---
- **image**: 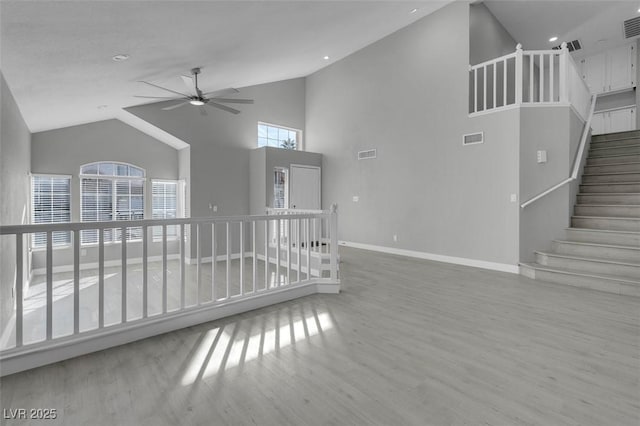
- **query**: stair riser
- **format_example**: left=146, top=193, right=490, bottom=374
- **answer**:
left=551, top=241, right=640, bottom=263
left=571, top=217, right=640, bottom=231
left=587, top=154, right=640, bottom=165
left=584, top=163, right=640, bottom=174
left=580, top=183, right=640, bottom=193
left=577, top=194, right=640, bottom=205
left=536, top=253, right=640, bottom=278
left=574, top=205, right=640, bottom=217
left=523, top=267, right=640, bottom=297
left=582, top=173, right=640, bottom=183
left=589, top=145, right=640, bottom=157
left=592, top=130, right=640, bottom=142
left=565, top=229, right=640, bottom=246
left=590, top=138, right=640, bottom=149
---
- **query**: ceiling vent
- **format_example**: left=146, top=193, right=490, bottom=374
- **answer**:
left=463, top=132, right=484, bottom=146
left=357, top=149, right=377, bottom=160
left=623, top=16, right=640, bottom=39
left=552, top=40, right=582, bottom=52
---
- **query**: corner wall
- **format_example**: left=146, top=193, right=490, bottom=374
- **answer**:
left=0, top=72, right=31, bottom=330
left=305, top=1, right=521, bottom=268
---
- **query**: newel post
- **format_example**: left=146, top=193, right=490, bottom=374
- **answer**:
left=329, top=204, right=338, bottom=282
left=559, top=42, right=569, bottom=103
left=514, top=43, right=523, bottom=105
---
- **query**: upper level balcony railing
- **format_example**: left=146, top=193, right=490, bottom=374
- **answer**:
left=469, top=42, right=592, bottom=121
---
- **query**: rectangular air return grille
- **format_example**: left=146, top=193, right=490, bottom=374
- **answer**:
left=552, top=40, right=582, bottom=52
left=463, top=132, right=484, bottom=146
left=358, top=149, right=377, bottom=160
left=624, top=16, right=640, bottom=39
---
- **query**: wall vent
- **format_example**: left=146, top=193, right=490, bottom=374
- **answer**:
left=552, top=39, right=582, bottom=52
left=463, top=132, right=484, bottom=146
left=357, top=149, right=377, bottom=160
left=624, top=16, right=640, bottom=39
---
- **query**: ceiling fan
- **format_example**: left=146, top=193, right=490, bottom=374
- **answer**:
left=135, top=67, right=254, bottom=115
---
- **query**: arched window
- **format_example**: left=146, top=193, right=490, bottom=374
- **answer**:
left=80, top=162, right=145, bottom=244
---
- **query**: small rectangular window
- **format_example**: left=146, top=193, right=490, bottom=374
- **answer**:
left=31, top=175, right=72, bottom=248
left=257, top=122, right=300, bottom=150
left=152, top=180, right=179, bottom=240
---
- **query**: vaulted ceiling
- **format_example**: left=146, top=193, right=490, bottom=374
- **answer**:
left=1, top=1, right=636, bottom=134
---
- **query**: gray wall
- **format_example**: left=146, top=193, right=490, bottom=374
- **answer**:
left=126, top=78, right=306, bottom=257
left=469, top=2, right=517, bottom=65
left=0, top=72, right=32, bottom=330
left=519, top=107, right=584, bottom=262
left=30, top=119, right=180, bottom=268
left=306, top=1, right=521, bottom=266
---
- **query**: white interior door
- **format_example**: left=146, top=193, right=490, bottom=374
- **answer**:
left=290, top=165, right=321, bottom=210
left=607, top=44, right=635, bottom=93
left=591, top=112, right=606, bottom=135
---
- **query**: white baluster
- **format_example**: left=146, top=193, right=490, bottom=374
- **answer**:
left=515, top=44, right=523, bottom=105
left=196, top=223, right=202, bottom=305
left=239, top=221, right=244, bottom=295
left=15, top=233, right=23, bottom=347
left=99, top=228, right=105, bottom=328
left=252, top=221, right=257, bottom=293
left=226, top=222, right=230, bottom=298
left=73, top=229, right=80, bottom=334
left=142, top=225, right=148, bottom=318
left=162, top=224, right=167, bottom=314
left=121, top=226, right=127, bottom=323
left=180, top=223, right=185, bottom=309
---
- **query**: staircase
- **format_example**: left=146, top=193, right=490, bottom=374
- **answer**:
left=521, top=129, right=640, bottom=296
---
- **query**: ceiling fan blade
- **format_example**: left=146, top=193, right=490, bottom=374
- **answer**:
left=205, top=101, right=241, bottom=115
left=138, top=80, right=191, bottom=98
left=162, top=101, right=190, bottom=111
left=203, top=88, right=240, bottom=98
left=180, top=75, right=198, bottom=96
left=209, top=98, right=254, bottom=104
left=133, top=95, right=181, bottom=99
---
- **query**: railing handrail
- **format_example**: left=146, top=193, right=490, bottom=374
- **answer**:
left=469, top=51, right=517, bottom=70
left=0, top=212, right=332, bottom=235
left=520, top=93, right=597, bottom=208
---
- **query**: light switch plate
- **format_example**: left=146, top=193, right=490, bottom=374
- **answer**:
left=510, top=194, right=517, bottom=203
left=537, top=150, right=547, bottom=163
left=352, top=196, right=359, bottom=202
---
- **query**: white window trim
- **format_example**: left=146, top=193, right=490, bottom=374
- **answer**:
left=30, top=173, right=73, bottom=251
left=258, top=121, right=304, bottom=151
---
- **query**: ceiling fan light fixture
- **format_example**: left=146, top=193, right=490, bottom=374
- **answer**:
left=549, top=36, right=558, bottom=42
left=190, top=99, right=205, bottom=106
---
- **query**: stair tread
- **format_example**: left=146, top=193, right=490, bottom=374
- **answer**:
left=590, top=143, right=640, bottom=151
left=572, top=215, right=640, bottom=220
left=535, top=250, right=640, bottom=267
left=578, top=192, right=640, bottom=195
left=520, top=262, right=640, bottom=285
left=587, top=153, right=640, bottom=159
left=566, top=227, right=640, bottom=235
left=592, top=135, right=640, bottom=143
left=554, top=239, right=640, bottom=251
left=580, top=182, right=640, bottom=185
left=576, top=204, right=640, bottom=207
left=582, top=172, right=640, bottom=176
left=585, top=161, right=640, bottom=166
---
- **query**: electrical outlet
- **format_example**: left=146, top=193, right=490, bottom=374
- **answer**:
left=352, top=196, right=359, bottom=202
left=510, top=194, right=518, bottom=203
left=393, top=234, right=398, bottom=242
left=213, top=205, right=218, bottom=212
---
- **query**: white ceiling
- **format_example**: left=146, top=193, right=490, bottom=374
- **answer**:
left=2, top=1, right=637, bottom=134
left=485, top=1, right=639, bottom=58
left=0, top=0, right=450, bottom=133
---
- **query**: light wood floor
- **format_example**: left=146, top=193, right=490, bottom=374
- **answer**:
left=1, top=247, right=638, bottom=425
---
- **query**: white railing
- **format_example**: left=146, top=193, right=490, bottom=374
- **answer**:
left=0, top=207, right=339, bottom=358
left=470, top=43, right=592, bottom=121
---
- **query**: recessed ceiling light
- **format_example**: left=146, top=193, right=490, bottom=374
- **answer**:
left=112, top=54, right=130, bottom=62
left=97, top=105, right=108, bottom=110
left=637, top=7, right=640, bottom=12
left=190, top=99, right=205, bottom=106
left=323, top=55, right=330, bottom=60
left=549, top=36, right=558, bottom=42
left=410, top=8, right=418, bottom=14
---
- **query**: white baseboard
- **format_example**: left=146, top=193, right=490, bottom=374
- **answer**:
left=0, top=279, right=341, bottom=377
left=339, top=241, right=519, bottom=274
